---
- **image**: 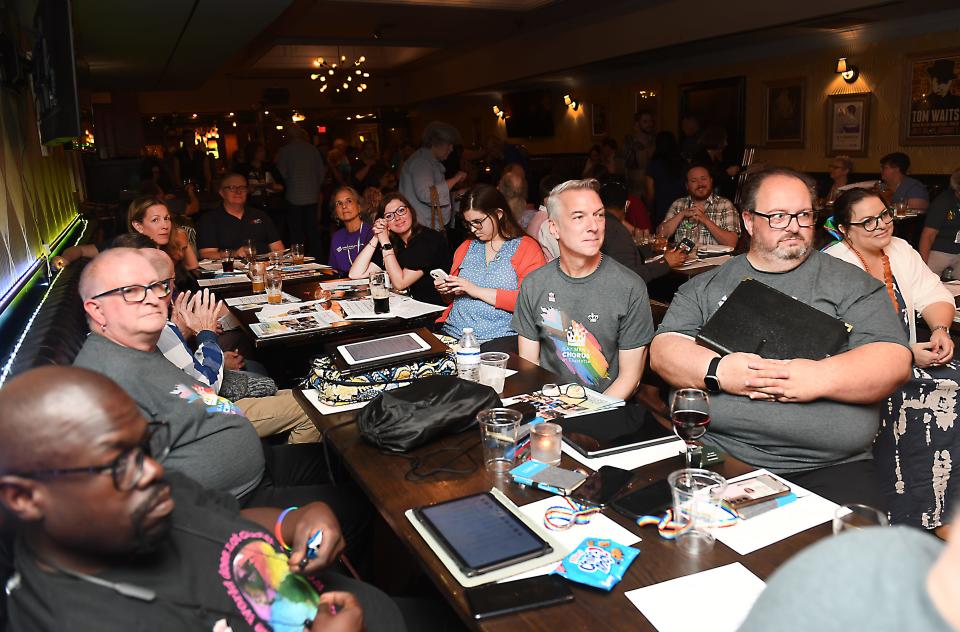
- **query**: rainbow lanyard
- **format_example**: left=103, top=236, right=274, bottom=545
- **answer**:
left=635, top=504, right=741, bottom=540
left=543, top=497, right=603, bottom=531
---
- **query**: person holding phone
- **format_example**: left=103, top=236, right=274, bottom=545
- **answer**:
left=434, top=185, right=546, bottom=345
left=347, top=192, right=450, bottom=305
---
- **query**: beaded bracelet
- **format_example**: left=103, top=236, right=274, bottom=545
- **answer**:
left=931, top=325, right=950, bottom=334
left=274, top=506, right=299, bottom=551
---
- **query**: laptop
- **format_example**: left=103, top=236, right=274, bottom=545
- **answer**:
left=558, top=405, right=675, bottom=458
left=696, top=278, right=850, bottom=360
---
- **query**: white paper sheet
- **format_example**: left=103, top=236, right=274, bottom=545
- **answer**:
left=218, top=312, right=242, bottom=332
left=279, top=262, right=328, bottom=272
left=197, top=275, right=249, bottom=287
left=560, top=439, right=685, bottom=471
left=340, top=295, right=445, bottom=320
left=319, top=279, right=369, bottom=290
left=257, top=301, right=341, bottom=322
left=301, top=389, right=371, bottom=415
left=680, top=254, right=732, bottom=270
left=625, top=563, right=765, bottom=632
left=712, top=469, right=837, bottom=556
left=225, top=292, right=301, bottom=310
left=499, top=496, right=642, bottom=582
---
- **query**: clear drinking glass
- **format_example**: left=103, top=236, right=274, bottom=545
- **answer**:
left=478, top=408, right=521, bottom=473
left=669, top=468, right=727, bottom=554
left=265, top=269, right=283, bottom=303
left=833, top=503, right=888, bottom=535
left=291, top=243, right=305, bottom=264
left=671, top=389, right=711, bottom=467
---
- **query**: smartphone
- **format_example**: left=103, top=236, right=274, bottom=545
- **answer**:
left=722, top=474, right=791, bottom=509
left=611, top=479, right=672, bottom=520
left=568, top=466, right=634, bottom=508
left=677, top=238, right=697, bottom=254
left=429, top=269, right=449, bottom=281
left=465, top=575, right=573, bottom=620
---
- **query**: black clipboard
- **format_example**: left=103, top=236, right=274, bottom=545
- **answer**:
left=324, top=326, right=448, bottom=374
left=695, top=278, right=849, bottom=360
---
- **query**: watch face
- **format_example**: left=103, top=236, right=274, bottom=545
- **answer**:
left=704, top=375, right=721, bottom=393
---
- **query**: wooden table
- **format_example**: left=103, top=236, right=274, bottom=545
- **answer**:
left=294, top=356, right=831, bottom=630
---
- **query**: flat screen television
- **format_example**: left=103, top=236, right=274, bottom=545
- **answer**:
left=32, top=0, right=81, bottom=145
left=503, top=90, right=554, bottom=139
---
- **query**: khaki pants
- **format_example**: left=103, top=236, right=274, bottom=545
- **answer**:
left=236, top=389, right=320, bottom=444
left=926, top=250, right=960, bottom=279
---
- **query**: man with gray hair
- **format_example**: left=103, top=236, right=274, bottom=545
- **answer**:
left=919, top=166, right=960, bottom=277
left=398, top=121, right=467, bottom=230
left=512, top=178, right=654, bottom=400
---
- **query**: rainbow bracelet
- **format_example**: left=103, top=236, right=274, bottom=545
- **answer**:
left=274, top=506, right=299, bottom=551
left=543, top=497, right=602, bottom=531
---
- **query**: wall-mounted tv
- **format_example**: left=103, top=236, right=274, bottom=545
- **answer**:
left=503, top=89, right=554, bottom=139
left=32, top=0, right=81, bottom=145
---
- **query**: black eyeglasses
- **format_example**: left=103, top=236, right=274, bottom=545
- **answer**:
left=91, top=279, right=173, bottom=303
left=13, top=422, right=171, bottom=491
left=383, top=206, right=409, bottom=222
left=750, top=209, right=818, bottom=230
left=464, top=214, right=491, bottom=231
left=222, top=185, right=249, bottom=193
left=541, top=383, right=587, bottom=402
left=848, top=208, right=895, bottom=232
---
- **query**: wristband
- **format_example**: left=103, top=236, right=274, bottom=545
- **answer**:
left=381, top=243, right=394, bottom=251
left=274, top=506, right=299, bottom=550
left=931, top=325, right=950, bottom=334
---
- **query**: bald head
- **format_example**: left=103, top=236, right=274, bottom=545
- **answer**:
left=140, top=248, right=174, bottom=280
left=79, top=248, right=154, bottom=301
left=0, top=366, right=144, bottom=473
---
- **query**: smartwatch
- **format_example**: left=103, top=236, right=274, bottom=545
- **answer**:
left=704, top=356, right=722, bottom=394
left=380, top=243, right=394, bottom=251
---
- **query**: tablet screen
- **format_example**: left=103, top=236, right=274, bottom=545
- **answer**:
left=338, top=332, right=430, bottom=364
left=416, top=493, right=550, bottom=575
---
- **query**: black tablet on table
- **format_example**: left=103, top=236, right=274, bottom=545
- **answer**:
left=558, top=404, right=675, bottom=458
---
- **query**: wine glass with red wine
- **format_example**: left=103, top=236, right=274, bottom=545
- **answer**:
left=671, top=388, right=711, bottom=467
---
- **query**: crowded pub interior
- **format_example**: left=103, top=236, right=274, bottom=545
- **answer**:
left=2, top=0, right=960, bottom=629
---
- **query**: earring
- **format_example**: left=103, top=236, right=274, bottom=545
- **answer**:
left=101, top=323, right=107, bottom=332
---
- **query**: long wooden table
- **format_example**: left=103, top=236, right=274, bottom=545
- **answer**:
left=294, top=356, right=832, bottom=630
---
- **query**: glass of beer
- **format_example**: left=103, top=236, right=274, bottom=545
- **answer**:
left=291, top=243, right=305, bottom=265
left=250, top=261, right=267, bottom=293
left=369, top=271, right=390, bottom=314
left=266, top=269, right=283, bottom=304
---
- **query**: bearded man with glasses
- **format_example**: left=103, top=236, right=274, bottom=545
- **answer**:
left=651, top=168, right=913, bottom=507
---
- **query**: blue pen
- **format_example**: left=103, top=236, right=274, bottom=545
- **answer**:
left=298, top=530, right=324, bottom=570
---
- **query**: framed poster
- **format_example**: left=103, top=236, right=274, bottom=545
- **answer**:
left=591, top=103, right=607, bottom=137
left=679, top=76, right=746, bottom=155
left=762, top=78, right=805, bottom=148
left=901, top=48, right=960, bottom=145
left=826, top=93, right=870, bottom=157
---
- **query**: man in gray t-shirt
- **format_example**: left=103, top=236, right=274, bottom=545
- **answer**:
left=652, top=169, right=911, bottom=499
left=513, top=179, right=654, bottom=399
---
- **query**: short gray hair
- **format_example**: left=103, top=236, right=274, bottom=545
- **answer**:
left=545, top=178, right=600, bottom=220
left=421, top=121, right=462, bottom=148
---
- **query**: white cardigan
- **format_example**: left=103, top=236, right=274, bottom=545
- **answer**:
left=824, top=237, right=954, bottom=345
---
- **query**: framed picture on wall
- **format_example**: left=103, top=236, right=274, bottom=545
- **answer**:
left=901, top=48, right=960, bottom=145
left=825, top=93, right=870, bottom=157
left=762, top=78, right=805, bottom=148
left=591, top=103, right=608, bottom=137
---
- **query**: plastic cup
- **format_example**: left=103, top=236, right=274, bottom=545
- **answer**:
left=250, top=261, right=267, bottom=293
left=479, top=351, right=509, bottom=394
left=530, top=422, right=562, bottom=465
left=478, top=408, right=521, bottom=473
left=266, top=269, right=283, bottom=303
left=668, top=468, right=728, bottom=554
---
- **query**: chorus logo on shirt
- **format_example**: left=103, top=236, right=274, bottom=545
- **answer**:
left=171, top=383, right=243, bottom=415
left=540, top=307, right=609, bottom=386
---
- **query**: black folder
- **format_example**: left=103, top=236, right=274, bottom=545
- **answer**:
left=695, top=278, right=849, bottom=360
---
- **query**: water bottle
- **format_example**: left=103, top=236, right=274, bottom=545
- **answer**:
left=457, top=328, right=481, bottom=382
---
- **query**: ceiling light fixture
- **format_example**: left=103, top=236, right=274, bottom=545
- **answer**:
left=311, top=48, right=372, bottom=97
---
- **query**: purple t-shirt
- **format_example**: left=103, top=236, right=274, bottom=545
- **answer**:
left=328, top=223, right=373, bottom=273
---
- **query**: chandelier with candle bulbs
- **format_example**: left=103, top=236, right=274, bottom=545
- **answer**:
left=309, top=49, right=370, bottom=95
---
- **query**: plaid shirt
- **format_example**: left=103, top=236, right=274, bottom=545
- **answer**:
left=665, top=194, right=741, bottom=246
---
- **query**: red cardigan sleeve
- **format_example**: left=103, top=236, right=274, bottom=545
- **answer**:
left=436, top=240, right=471, bottom=324
left=494, top=236, right=546, bottom=312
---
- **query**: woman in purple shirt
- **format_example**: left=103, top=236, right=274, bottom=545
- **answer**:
left=328, top=186, right=373, bottom=274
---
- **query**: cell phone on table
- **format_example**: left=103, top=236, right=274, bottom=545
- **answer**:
left=611, top=479, right=672, bottom=520
left=466, top=575, right=573, bottom=620
left=722, top=474, right=791, bottom=510
left=568, top=466, right=634, bottom=508
left=430, top=269, right=449, bottom=281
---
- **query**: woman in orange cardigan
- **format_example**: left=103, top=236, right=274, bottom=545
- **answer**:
left=435, top=184, right=546, bottom=345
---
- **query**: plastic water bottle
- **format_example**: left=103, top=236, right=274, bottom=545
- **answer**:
left=457, top=328, right=481, bottom=382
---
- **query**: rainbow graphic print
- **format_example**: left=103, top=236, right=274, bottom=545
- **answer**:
left=220, top=533, right=323, bottom=632
left=540, top=307, right=609, bottom=386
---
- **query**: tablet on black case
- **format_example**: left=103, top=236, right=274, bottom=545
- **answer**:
left=559, top=405, right=675, bottom=458
left=412, top=492, right=552, bottom=577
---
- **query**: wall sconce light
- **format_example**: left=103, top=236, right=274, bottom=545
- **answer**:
left=563, top=94, right=579, bottom=111
left=836, top=57, right=859, bottom=84
left=493, top=105, right=506, bottom=120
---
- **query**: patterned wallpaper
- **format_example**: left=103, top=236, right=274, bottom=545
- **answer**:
left=0, top=85, right=83, bottom=302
